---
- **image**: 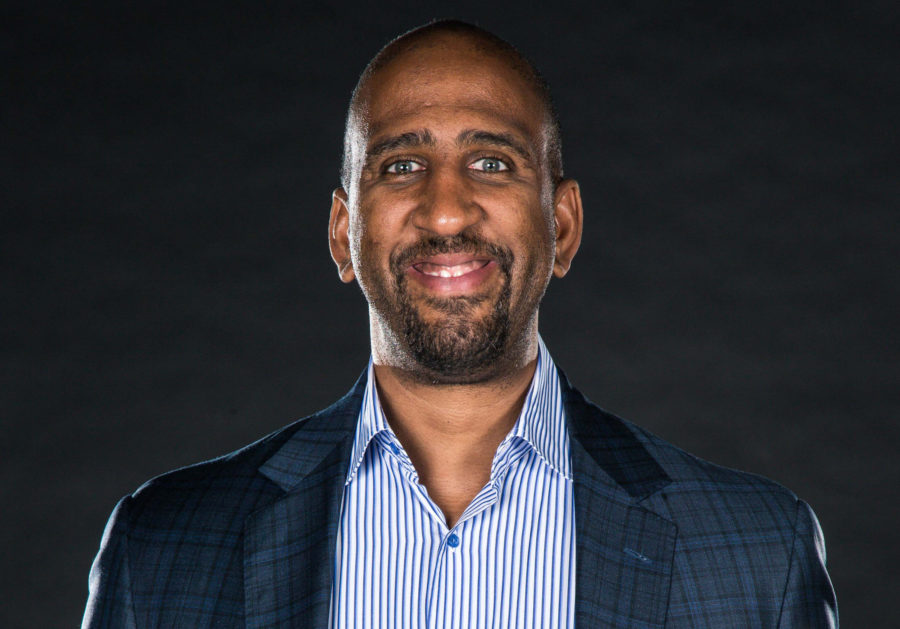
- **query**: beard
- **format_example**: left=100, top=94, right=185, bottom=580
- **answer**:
left=364, top=233, right=516, bottom=382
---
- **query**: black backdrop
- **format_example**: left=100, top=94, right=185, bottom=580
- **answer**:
left=4, top=2, right=898, bottom=627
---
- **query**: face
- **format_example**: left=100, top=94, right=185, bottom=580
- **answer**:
left=330, top=36, right=582, bottom=383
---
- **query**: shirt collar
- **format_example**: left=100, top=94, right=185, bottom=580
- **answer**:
left=345, top=336, right=572, bottom=485
left=345, top=359, right=392, bottom=485
left=506, top=337, right=572, bottom=480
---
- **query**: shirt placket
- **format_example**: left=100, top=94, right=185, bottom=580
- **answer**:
left=377, top=435, right=469, bottom=629
left=426, top=521, right=469, bottom=629
left=426, top=439, right=533, bottom=629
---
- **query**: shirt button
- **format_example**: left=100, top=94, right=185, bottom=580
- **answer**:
left=447, top=533, right=460, bottom=548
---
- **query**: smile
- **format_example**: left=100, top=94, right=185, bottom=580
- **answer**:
left=413, top=259, right=491, bottom=278
left=405, top=254, right=499, bottom=295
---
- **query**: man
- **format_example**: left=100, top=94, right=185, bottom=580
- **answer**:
left=83, top=20, right=837, bottom=628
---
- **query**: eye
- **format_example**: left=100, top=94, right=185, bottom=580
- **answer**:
left=469, top=157, right=509, bottom=173
left=385, top=160, right=425, bottom=175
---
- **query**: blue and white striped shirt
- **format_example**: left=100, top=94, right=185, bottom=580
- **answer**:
left=329, top=338, right=576, bottom=628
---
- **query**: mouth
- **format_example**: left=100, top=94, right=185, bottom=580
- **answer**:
left=412, top=258, right=492, bottom=278
left=405, top=253, right=498, bottom=295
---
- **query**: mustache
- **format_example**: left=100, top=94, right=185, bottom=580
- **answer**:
left=390, top=234, right=513, bottom=274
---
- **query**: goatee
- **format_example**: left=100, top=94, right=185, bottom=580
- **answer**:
left=388, top=234, right=514, bottom=381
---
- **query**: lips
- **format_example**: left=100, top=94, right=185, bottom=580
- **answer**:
left=404, top=253, right=498, bottom=294
left=413, top=259, right=491, bottom=278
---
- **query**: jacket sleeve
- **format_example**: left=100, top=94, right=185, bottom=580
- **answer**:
left=777, top=499, right=838, bottom=628
left=82, top=496, right=138, bottom=629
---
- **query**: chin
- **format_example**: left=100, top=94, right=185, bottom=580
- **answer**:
left=403, top=319, right=508, bottom=376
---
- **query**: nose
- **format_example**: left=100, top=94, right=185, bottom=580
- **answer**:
left=411, top=166, right=483, bottom=236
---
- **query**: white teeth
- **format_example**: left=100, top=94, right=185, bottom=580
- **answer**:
left=418, top=261, right=483, bottom=278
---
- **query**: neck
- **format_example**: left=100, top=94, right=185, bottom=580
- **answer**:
left=370, top=337, right=539, bottom=527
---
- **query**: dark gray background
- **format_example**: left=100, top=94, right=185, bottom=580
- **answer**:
left=3, top=2, right=897, bottom=627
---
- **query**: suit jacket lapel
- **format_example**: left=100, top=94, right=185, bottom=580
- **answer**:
left=562, top=374, right=678, bottom=628
left=244, top=375, right=365, bottom=629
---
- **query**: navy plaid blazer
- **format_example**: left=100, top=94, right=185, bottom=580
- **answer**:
left=83, top=371, right=837, bottom=627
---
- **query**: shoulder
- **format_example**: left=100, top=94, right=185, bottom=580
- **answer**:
left=83, top=384, right=365, bottom=625
left=587, top=406, right=837, bottom=624
left=625, top=414, right=802, bottom=520
left=563, top=376, right=801, bottom=507
left=112, top=378, right=364, bottom=537
left=628, top=412, right=796, bottom=491
left=604, top=403, right=804, bottom=528
left=564, top=377, right=807, bottom=536
left=114, top=414, right=307, bottom=537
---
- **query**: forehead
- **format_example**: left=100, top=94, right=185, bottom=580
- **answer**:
left=358, top=37, right=546, bottom=140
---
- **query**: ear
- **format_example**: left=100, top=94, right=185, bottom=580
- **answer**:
left=329, top=188, right=356, bottom=283
left=552, top=179, right=583, bottom=277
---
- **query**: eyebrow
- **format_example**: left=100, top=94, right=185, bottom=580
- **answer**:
left=366, top=131, right=437, bottom=161
left=364, top=128, right=534, bottom=165
left=456, top=129, right=534, bottom=164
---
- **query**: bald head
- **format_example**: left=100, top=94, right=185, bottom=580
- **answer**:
left=340, top=20, right=563, bottom=191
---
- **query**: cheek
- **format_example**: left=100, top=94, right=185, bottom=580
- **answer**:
left=348, top=208, right=400, bottom=287
left=349, top=206, right=381, bottom=258
left=352, top=194, right=410, bottom=238
left=513, top=213, right=556, bottom=282
left=507, top=199, right=555, bottom=254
